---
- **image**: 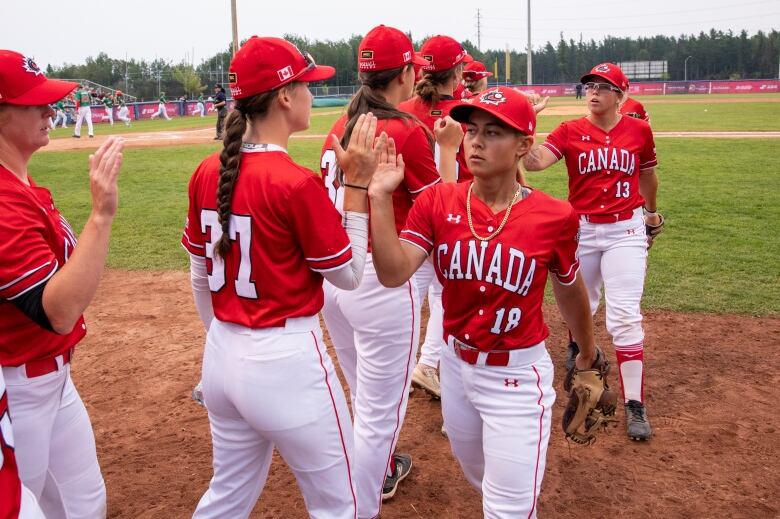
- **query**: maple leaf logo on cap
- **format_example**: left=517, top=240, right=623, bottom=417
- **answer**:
left=595, top=64, right=610, bottom=73
left=479, top=89, right=506, bottom=106
left=23, top=56, right=43, bottom=77
left=277, top=66, right=293, bottom=82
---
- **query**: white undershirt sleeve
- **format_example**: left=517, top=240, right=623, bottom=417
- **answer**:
left=322, top=211, right=368, bottom=290
left=189, top=253, right=215, bottom=331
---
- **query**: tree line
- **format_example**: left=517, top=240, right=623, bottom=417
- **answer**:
left=45, top=29, right=779, bottom=100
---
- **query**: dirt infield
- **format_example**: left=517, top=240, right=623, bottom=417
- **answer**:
left=74, top=270, right=778, bottom=518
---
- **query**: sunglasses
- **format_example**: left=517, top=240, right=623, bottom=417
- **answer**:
left=584, top=82, right=622, bottom=93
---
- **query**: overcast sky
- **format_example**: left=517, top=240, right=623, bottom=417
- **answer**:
left=3, top=0, right=777, bottom=69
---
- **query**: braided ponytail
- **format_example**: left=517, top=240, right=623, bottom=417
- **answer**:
left=213, top=88, right=283, bottom=259
left=415, top=68, right=459, bottom=105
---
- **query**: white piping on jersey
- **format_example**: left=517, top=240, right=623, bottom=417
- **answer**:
left=408, top=177, right=442, bottom=195
left=6, top=260, right=59, bottom=300
left=399, top=238, right=430, bottom=257
left=639, top=158, right=658, bottom=170
left=0, top=260, right=55, bottom=291
left=241, top=142, right=288, bottom=154
left=310, top=257, right=353, bottom=273
left=400, top=230, right=433, bottom=246
left=550, top=259, right=580, bottom=285
left=541, top=141, right=563, bottom=159
left=182, top=233, right=205, bottom=249
left=306, top=243, right=351, bottom=262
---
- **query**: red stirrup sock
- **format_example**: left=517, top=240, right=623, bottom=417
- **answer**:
left=614, top=343, right=645, bottom=403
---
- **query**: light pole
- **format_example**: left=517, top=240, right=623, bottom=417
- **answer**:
left=684, top=55, right=693, bottom=82
left=527, top=0, right=532, bottom=85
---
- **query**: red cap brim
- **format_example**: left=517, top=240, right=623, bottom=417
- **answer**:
left=449, top=102, right=532, bottom=136
left=462, top=54, right=475, bottom=63
left=412, top=53, right=430, bottom=67
left=463, top=71, right=493, bottom=80
left=5, top=78, right=77, bottom=106
left=580, top=73, right=622, bottom=90
left=299, top=64, right=335, bottom=83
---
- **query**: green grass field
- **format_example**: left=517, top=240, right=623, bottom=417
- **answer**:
left=30, top=96, right=780, bottom=315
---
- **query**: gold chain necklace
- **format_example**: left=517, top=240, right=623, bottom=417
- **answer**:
left=466, top=182, right=522, bottom=241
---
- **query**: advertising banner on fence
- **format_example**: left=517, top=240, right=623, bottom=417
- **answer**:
left=517, top=79, right=780, bottom=97
left=136, top=102, right=180, bottom=120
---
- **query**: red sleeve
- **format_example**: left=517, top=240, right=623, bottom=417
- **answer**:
left=400, top=125, right=442, bottom=197
left=549, top=206, right=581, bottom=285
left=0, top=196, right=59, bottom=300
left=541, top=121, right=568, bottom=160
left=181, top=166, right=206, bottom=257
left=639, top=124, right=658, bottom=170
left=291, top=175, right=352, bottom=272
left=399, top=187, right=436, bottom=256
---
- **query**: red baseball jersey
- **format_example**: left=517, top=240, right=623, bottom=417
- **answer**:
left=400, top=183, right=580, bottom=350
left=320, top=115, right=441, bottom=239
left=453, top=83, right=474, bottom=100
left=398, top=96, right=472, bottom=182
left=0, top=376, right=21, bottom=519
left=0, top=167, right=85, bottom=367
left=182, top=145, right=353, bottom=328
left=620, top=97, right=650, bottom=123
left=541, top=116, right=657, bottom=215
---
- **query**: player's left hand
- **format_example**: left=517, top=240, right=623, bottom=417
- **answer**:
left=368, top=137, right=404, bottom=198
left=644, top=212, right=664, bottom=249
left=518, top=91, right=550, bottom=113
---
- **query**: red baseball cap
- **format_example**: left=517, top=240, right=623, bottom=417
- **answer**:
left=462, top=61, right=493, bottom=80
left=358, top=25, right=429, bottom=72
left=449, top=87, right=536, bottom=136
left=229, top=37, right=334, bottom=99
left=419, top=35, right=471, bottom=73
left=0, top=50, right=77, bottom=105
left=580, top=63, right=629, bottom=92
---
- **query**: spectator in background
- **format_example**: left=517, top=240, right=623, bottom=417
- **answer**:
left=575, top=82, right=583, bottom=99
left=213, top=83, right=227, bottom=140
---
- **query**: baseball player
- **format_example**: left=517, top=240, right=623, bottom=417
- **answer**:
left=193, top=93, right=205, bottom=117
left=182, top=37, right=385, bottom=519
left=397, top=34, right=472, bottom=407
left=367, top=86, right=599, bottom=518
left=72, top=84, right=94, bottom=138
left=319, top=25, right=462, bottom=517
left=1, top=371, right=46, bottom=519
left=102, top=95, right=114, bottom=125
left=620, top=95, right=650, bottom=123
left=0, top=49, right=126, bottom=518
left=462, top=60, right=493, bottom=97
left=52, top=99, right=68, bottom=128
left=115, top=90, right=131, bottom=126
left=523, top=63, right=662, bottom=441
left=151, top=91, right=171, bottom=120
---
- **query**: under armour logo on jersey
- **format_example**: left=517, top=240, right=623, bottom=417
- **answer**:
left=479, top=89, right=507, bottom=106
left=446, top=214, right=462, bottom=224
left=504, top=379, right=519, bottom=387
left=627, top=228, right=636, bottom=235
left=277, top=66, right=294, bottom=82
left=581, top=135, right=591, bottom=141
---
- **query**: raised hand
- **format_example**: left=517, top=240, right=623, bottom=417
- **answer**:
left=368, top=137, right=404, bottom=198
left=434, top=116, right=464, bottom=149
left=331, top=112, right=381, bottom=188
left=88, top=136, right=124, bottom=221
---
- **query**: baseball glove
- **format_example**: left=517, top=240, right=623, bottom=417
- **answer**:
left=561, top=347, right=618, bottom=445
left=645, top=212, right=665, bottom=240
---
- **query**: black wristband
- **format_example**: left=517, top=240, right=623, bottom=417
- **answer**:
left=344, top=183, right=369, bottom=191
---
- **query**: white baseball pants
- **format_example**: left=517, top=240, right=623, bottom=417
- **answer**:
left=20, top=485, right=46, bottom=519
left=116, top=107, right=131, bottom=125
left=52, top=110, right=67, bottom=128
left=150, top=103, right=171, bottom=120
left=3, top=363, right=106, bottom=519
left=74, top=106, right=93, bottom=137
left=440, top=339, right=555, bottom=519
left=104, top=107, right=113, bottom=125
left=412, top=259, right=445, bottom=369
left=322, top=255, right=420, bottom=519
left=194, top=102, right=205, bottom=117
left=193, top=316, right=356, bottom=519
left=577, top=208, right=648, bottom=347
